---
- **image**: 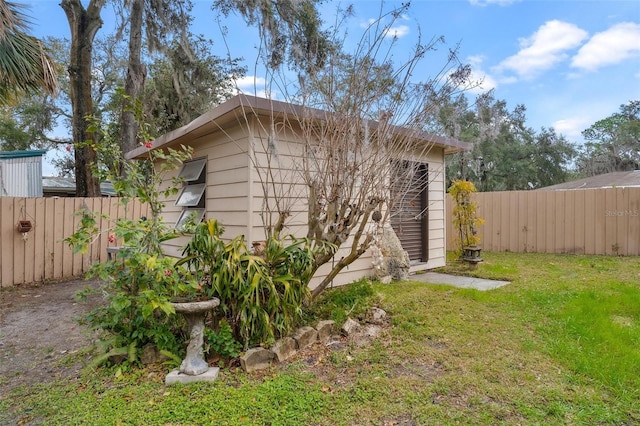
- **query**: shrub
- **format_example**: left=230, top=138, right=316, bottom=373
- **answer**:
left=449, top=180, right=484, bottom=258
left=179, top=219, right=319, bottom=348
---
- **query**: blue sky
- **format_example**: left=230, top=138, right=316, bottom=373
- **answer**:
left=24, top=0, right=640, bottom=174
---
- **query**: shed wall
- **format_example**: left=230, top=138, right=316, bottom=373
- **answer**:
left=158, top=115, right=449, bottom=286
left=0, top=156, right=43, bottom=197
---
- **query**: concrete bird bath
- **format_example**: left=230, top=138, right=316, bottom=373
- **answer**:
left=165, top=298, right=220, bottom=385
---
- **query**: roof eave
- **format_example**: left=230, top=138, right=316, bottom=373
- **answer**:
left=125, top=94, right=471, bottom=159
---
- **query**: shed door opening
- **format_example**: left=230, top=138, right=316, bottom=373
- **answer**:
left=390, top=161, right=429, bottom=263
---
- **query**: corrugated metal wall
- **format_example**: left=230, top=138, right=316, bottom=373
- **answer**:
left=0, top=156, right=43, bottom=197
left=446, top=188, right=640, bottom=255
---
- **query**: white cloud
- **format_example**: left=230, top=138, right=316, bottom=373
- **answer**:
left=465, top=55, right=498, bottom=94
left=384, top=25, right=410, bottom=39
left=361, top=18, right=410, bottom=39
left=553, top=117, right=589, bottom=140
left=571, top=22, right=640, bottom=71
left=495, top=20, right=588, bottom=80
left=234, top=76, right=267, bottom=95
left=469, top=0, right=518, bottom=6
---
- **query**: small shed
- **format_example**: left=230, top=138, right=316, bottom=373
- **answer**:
left=0, top=150, right=46, bottom=197
left=126, top=95, right=470, bottom=287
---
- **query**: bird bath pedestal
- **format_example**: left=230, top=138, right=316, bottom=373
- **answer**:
left=165, top=298, right=220, bottom=385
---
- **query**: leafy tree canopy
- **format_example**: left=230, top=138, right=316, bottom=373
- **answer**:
left=443, top=92, right=576, bottom=191
left=576, top=100, right=640, bottom=176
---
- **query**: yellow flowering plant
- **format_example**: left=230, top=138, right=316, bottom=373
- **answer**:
left=449, top=180, right=485, bottom=258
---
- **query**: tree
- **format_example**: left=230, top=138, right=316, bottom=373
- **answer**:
left=58, top=0, right=326, bottom=192
left=576, top=100, right=640, bottom=176
left=215, top=0, right=329, bottom=72
left=144, top=33, right=245, bottom=135
left=61, top=0, right=106, bottom=196
left=443, top=92, right=576, bottom=191
left=242, top=4, right=474, bottom=298
left=117, top=0, right=197, bottom=156
left=0, top=0, right=58, bottom=105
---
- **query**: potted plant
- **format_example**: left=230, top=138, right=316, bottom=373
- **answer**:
left=449, top=180, right=484, bottom=267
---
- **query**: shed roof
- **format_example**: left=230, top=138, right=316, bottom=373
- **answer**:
left=537, top=170, right=640, bottom=190
left=0, top=149, right=47, bottom=159
left=126, top=95, right=471, bottom=160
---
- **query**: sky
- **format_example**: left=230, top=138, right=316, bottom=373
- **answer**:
left=22, top=0, right=640, bottom=175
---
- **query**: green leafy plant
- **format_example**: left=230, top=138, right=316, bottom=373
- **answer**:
left=178, top=218, right=327, bottom=348
left=449, top=180, right=484, bottom=258
left=306, top=278, right=377, bottom=325
left=204, top=320, right=242, bottom=359
left=67, top=98, right=196, bottom=366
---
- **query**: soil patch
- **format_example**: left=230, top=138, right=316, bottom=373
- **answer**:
left=0, top=278, right=104, bottom=394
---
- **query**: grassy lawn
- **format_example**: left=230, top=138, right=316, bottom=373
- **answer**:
left=1, top=252, right=638, bottom=425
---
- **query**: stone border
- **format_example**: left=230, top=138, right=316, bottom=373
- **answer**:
left=240, top=307, right=388, bottom=373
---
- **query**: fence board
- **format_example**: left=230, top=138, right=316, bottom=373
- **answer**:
left=1, top=198, right=14, bottom=287
left=33, top=197, right=46, bottom=281
left=0, top=197, right=149, bottom=287
left=629, top=190, right=640, bottom=255
left=12, top=198, right=26, bottom=285
left=574, top=190, right=585, bottom=255
left=43, top=197, right=55, bottom=280
left=23, top=197, right=36, bottom=283
left=446, top=188, right=640, bottom=256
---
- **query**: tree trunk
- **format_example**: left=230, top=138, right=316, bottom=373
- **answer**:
left=61, top=0, right=106, bottom=197
left=120, top=0, right=146, bottom=159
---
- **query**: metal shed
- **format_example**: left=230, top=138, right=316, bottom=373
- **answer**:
left=0, top=150, right=46, bottom=197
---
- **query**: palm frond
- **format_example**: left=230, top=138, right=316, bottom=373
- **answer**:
left=0, top=0, right=58, bottom=104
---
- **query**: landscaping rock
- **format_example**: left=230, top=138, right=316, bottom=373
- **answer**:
left=362, top=324, right=383, bottom=338
left=325, top=339, right=346, bottom=351
left=367, top=307, right=387, bottom=324
left=341, top=317, right=361, bottom=336
left=350, top=324, right=383, bottom=347
left=316, top=320, right=336, bottom=342
left=379, top=275, right=392, bottom=284
left=375, top=225, right=410, bottom=281
left=140, top=343, right=169, bottom=365
left=271, top=337, right=298, bottom=362
left=293, top=326, right=318, bottom=349
left=240, top=348, right=274, bottom=372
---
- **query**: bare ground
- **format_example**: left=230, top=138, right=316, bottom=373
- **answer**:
left=0, top=278, right=103, bottom=394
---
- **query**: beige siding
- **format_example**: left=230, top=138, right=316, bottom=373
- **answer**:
left=159, top=126, right=252, bottom=253
left=418, top=147, right=447, bottom=270
left=158, top=116, right=451, bottom=286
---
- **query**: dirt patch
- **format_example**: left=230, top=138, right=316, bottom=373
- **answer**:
left=0, top=278, right=104, bottom=394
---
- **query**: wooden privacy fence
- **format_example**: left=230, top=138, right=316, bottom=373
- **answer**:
left=446, top=188, right=640, bottom=256
left=0, top=197, right=150, bottom=287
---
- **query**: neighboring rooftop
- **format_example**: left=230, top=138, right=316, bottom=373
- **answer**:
left=538, top=170, right=640, bottom=191
left=42, top=177, right=116, bottom=197
left=0, top=149, right=47, bottom=159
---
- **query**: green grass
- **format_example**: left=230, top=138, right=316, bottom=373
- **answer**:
left=2, top=252, right=639, bottom=425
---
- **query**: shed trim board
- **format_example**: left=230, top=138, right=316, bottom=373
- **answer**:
left=128, top=95, right=469, bottom=287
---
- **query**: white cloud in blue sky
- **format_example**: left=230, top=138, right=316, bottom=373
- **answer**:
left=494, top=20, right=588, bottom=80
left=571, top=22, right=640, bottom=71
left=466, top=55, right=497, bottom=94
left=468, top=0, right=519, bottom=6
left=361, top=17, right=410, bottom=39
